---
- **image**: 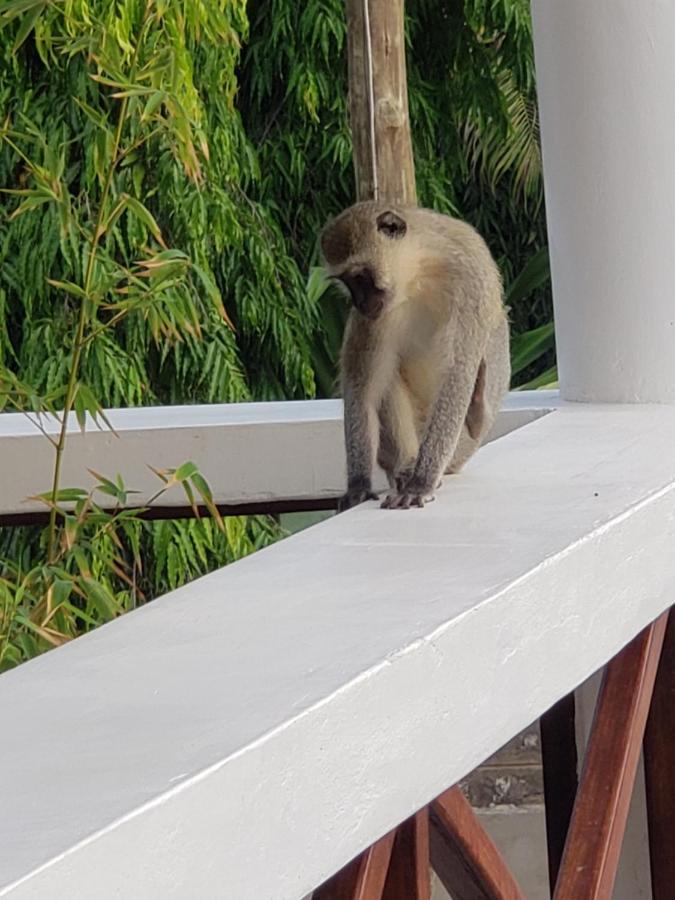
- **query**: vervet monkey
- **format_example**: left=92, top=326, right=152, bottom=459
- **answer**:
left=320, top=201, right=510, bottom=510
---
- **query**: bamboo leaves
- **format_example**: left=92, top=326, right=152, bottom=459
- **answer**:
left=0, top=0, right=553, bottom=670
left=0, top=0, right=289, bottom=670
left=0, top=459, right=233, bottom=671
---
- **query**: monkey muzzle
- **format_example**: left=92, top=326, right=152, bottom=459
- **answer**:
left=340, top=268, right=387, bottom=320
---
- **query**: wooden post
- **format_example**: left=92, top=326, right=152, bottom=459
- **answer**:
left=429, top=787, right=527, bottom=900
left=644, top=609, right=675, bottom=899
left=553, top=614, right=668, bottom=899
left=540, top=693, right=578, bottom=890
left=313, top=830, right=396, bottom=900
left=345, top=0, right=417, bottom=205
left=382, top=812, right=430, bottom=899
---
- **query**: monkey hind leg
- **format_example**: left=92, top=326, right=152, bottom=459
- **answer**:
left=377, top=425, right=398, bottom=488
left=446, top=427, right=480, bottom=475
left=447, top=358, right=486, bottom=475
left=447, top=318, right=510, bottom=475
left=465, top=358, right=486, bottom=441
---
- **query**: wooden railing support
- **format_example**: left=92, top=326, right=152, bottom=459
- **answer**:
left=429, top=787, right=527, bottom=900
left=315, top=812, right=431, bottom=900
left=540, top=692, right=578, bottom=890
left=382, top=811, right=430, bottom=899
left=315, top=610, right=673, bottom=900
left=316, top=791, right=526, bottom=899
left=314, top=829, right=396, bottom=900
left=553, top=613, right=668, bottom=899
left=644, top=608, right=675, bottom=900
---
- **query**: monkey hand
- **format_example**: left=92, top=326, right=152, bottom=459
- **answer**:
left=338, top=486, right=379, bottom=512
left=381, top=476, right=436, bottom=510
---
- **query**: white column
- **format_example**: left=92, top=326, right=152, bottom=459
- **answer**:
left=531, top=1, right=675, bottom=402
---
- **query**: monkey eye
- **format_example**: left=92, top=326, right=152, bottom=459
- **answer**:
left=376, top=211, right=407, bottom=239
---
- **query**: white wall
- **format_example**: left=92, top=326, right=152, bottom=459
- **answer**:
left=531, top=1, right=675, bottom=402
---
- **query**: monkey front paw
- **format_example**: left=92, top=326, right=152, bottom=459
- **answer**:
left=338, top=488, right=379, bottom=512
left=381, top=486, right=436, bottom=510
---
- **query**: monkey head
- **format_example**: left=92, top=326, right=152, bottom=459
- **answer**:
left=320, top=202, right=412, bottom=320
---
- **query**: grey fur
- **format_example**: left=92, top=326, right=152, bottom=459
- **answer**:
left=321, top=201, right=511, bottom=511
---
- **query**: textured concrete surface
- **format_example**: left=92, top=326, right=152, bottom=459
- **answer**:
left=4, top=403, right=675, bottom=898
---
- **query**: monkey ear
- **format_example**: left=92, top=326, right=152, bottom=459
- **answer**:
left=376, top=211, right=407, bottom=239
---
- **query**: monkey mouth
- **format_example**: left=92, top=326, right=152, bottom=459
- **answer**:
left=339, top=268, right=388, bottom=320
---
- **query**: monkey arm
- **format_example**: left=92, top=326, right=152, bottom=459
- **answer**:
left=337, top=316, right=387, bottom=511
left=339, top=384, right=380, bottom=511
left=382, top=340, right=485, bottom=510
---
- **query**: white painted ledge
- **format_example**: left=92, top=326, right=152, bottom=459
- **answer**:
left=0, top=392, right=556, bottom=516
left=2, top=401, right=675, bottom=899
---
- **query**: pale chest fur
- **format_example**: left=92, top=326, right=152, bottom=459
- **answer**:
left=387, top=300, right=451, bottom=426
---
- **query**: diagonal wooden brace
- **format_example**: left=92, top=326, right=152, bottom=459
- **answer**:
left=553, top=612, right=668, bottom=899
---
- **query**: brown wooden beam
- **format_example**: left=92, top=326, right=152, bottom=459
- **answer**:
left=644, top=607, right=675, bottom=900
left=540, top=692, right=578, bottom=891
left=345, top=0, right=416, bottom=204
left=382, top=811, right=430, bottom=899
left=429, top=786, right=527, bottom=900
left=314, top=829, right=396, bottom=900
left=314, top=812, right=430, bottom=900
left=553, top=613, right=668, bottom=900
left=0, top=496, right=339, bottom=528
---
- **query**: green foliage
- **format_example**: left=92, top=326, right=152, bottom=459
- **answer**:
left=0, top=0, right=293, bottom=669
left=0, top=0, right=553, bottom=669
left=0, top=0, right=318, bottom=408
left=1, top=0, right=552, bottom=410
left=240, top=0, right=552, bottom=386
left=507, top=248, right=556, bottom=385
left=0, top=482, right=280, bottom=670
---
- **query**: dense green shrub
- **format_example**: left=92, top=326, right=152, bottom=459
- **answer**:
left=0, top=0, right=552, bottom=669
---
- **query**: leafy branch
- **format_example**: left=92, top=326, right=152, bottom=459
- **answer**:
left=0, top=0, right=281, bottom=671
